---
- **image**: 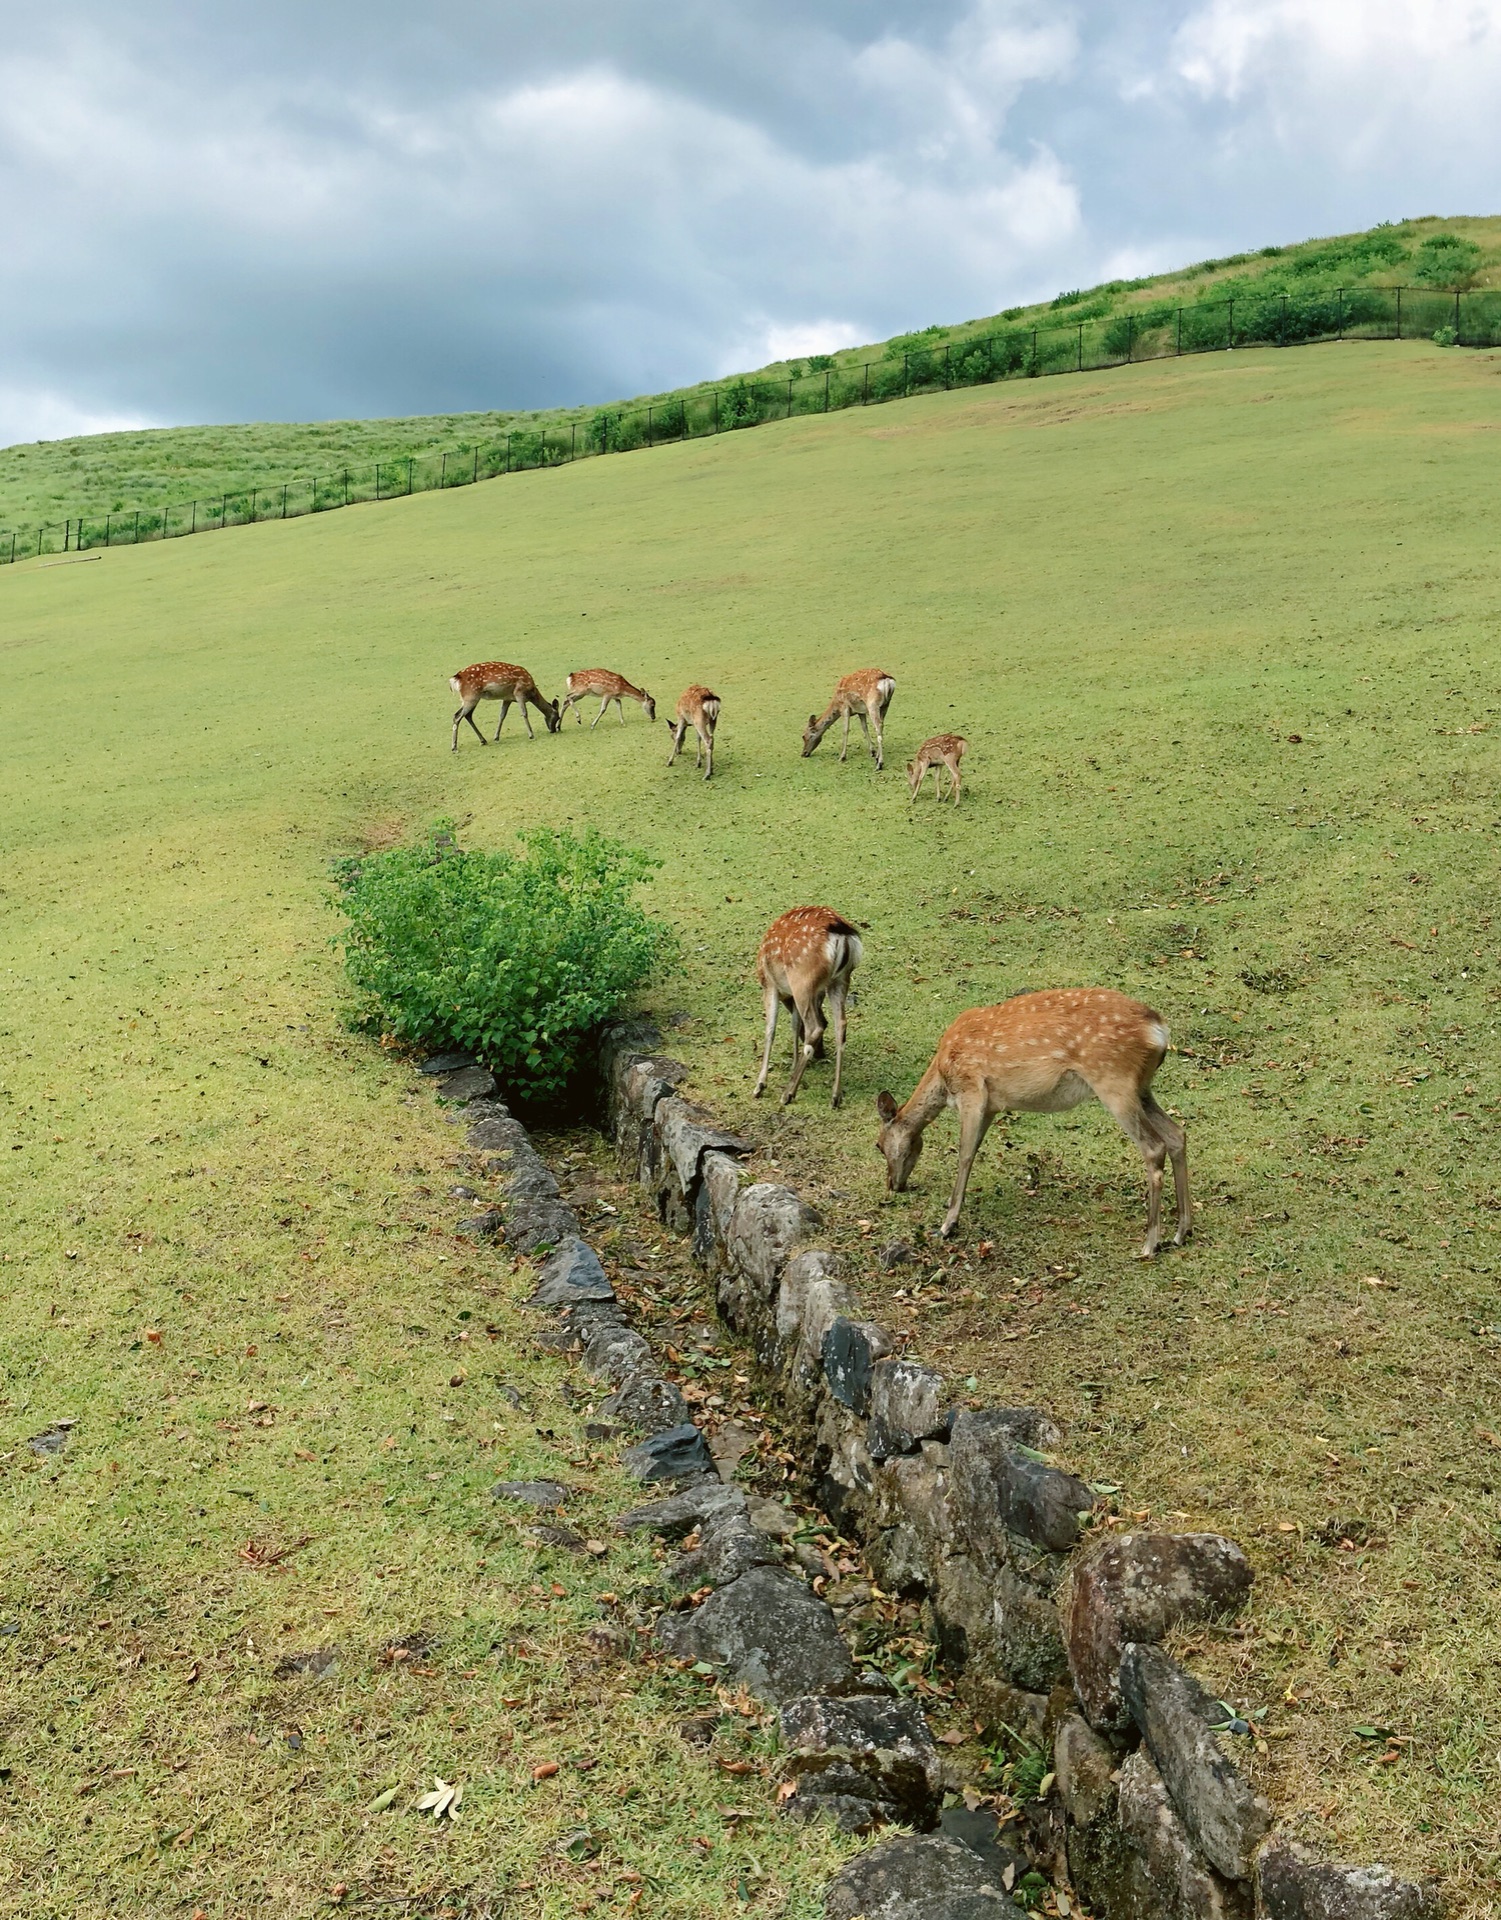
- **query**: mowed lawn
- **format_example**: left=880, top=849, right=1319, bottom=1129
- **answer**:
left=3, top=339, right=1501, bottom=1908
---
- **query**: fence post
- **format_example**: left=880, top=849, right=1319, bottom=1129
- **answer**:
left=1337, top=288, right=1344, bottom=341
left=7, top=532, right=13, bottom=564
left=786, top=378, right=792, bottom=418
left=903, top=353, right=910, bottom=398
left=1280, top=294, right=1287, bottom=346
left=1395, top=287, right=1402, bottom=340
left=824, top=368, right=830, bottom=411
left=282, top=484, right=288, bottom=518
left=221, top=494, right=227, bottom=526
left=63, top=518, right=70, bottom=553
left=191, top=502, right=197, bottom=535
left=647, top=407, right=654, bottom=449
left=1227, top=300, right=1234, bottom=349
left=943, top=345, right=951, bottom=390
left=713, top=390, right=720, bottom=433
left=375, top=463, right=380, bottom=500
left=1030, top=328, right=1037, bottom=372
left=505, top=436, right=511, bottom=474
left=441, top=453, right=448, bottom=489
left=1077, top=323, right=1083, bottom=372
left=1126, top=313, right=1134, bottom=363
left=407, top=459, right=413, bottom=494
left=132, top=510, right=139, bottom=543
left=570, top=423, right=577, bottom=460
left=1455, top=289, right=1462, bottom=343
left=863, top=362, right=869, bottom=405
left=105, top=514, right=112, bottom=547
left=251, top=489, right=258, bottom=523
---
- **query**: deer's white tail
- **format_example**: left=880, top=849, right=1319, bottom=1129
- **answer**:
left=1147, top=1019, right=1170, bottom=1052
left=702, top=696, right=721, bottom=724
left=830, top=930, right=863, bottom=977
left=448, top=674, right=462, bottom=697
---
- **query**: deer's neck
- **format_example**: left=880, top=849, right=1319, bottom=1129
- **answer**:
left=899, top=1060, right=951, bottom=1135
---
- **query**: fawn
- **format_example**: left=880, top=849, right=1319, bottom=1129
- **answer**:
left=558, top=669, right=656, bottom=727
left=907, top=733, right=966, bottom=804
left=753, top=906, right=864, bottom=1108
left=666, top=686, right=721, bottom=780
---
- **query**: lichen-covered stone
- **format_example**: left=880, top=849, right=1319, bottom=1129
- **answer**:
left=780, top=1692, right=941, bottom=1831
left=867, top=1357, right=950, bottom=1459
left=1256, top=1839, right=1442, bottom=1920
left=667, top=1512, right=780, bottom=1591
left=615, top=1481, right=747, bottom=1538
left=622, top=1422, right=716, bottom=1484
left=722, top=1184, right=820, bottom=1332
left=949, top=1410, right=1095, bottom=1562
left=524, top=1236, right=616, bottom=1307
left=824, top=1834, right=1022, bottom=1920
left=600, top=1372, right=689, bottom=1436
left=656, top=1565, right=855, bottom=1704
left=1118, top=1748, right=1253, bottom=1918
left=1121, top=1643, right=1273, bottom=1883
left=822, top=1317, right=891, bottom=1417
left=657, top=1097, right=752, bottom=1196
left=776, top=1252, right=857, bottom=1401
left=1064, top=1532, right=1255, bottom=1730
left=579, top=1315, right=652, bottom=1383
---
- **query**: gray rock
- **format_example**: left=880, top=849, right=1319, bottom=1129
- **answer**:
left=1256, top=1839, right=1442, bottom=1920
left=781, top=1692, right=941, bottom=1831
left=776, top=1253, right=857, bottom=1399
left=437, top=1065, right=498, bottom=1102
left=880, top=1241, right=915, bottom=1269
left=419, top=1050, right=476, bottom=1074
left=614, top=1481, right=747, bottom=1538
left=273, top=1646, right=339, bottom=1680
left=580, top=1315, right=652, bottom=1383
left=622, top=1423, right=716, bottom=1484
left=746, top=1497, right=798, bottom=1539
left=990, top=1557, right=1072, bottom=1693
left=504, top=1196, right=581, bottom=1255
left=668, top=1514, right=780, bottom=1591
left=657, top=1565, right=855, bottom=1704
left=1054, top=1712, right=1119, bottom=1831
left=454, top=1210, right=503, bottom=1240
left=600, top=1372, right=689, bottom=1436
left=949, top=1410, right=1095, bottom=1562
left=821, top=1317, right=892, bottom=1416
left=492, top=1479, right=571, bottom=1509
left=466, top=1112, right=529, bottom=1153
left=1064, top=1532, right=1255, bottom=1730
left=824, top=1834, right=1022, bottom=1920
left=27, top=1423, right=72, bottom=1455
left=936, top=1807, right=1031, bottom=1886
left=814, top=1401, right=879, bottom=1536
left=657, top=1097, right=753, bottom=1196
left=1119, top=1748, right=1253, bottom=1919
left=696, top=1149, right=744, bottom=1260
left=929, top=1552, right=995, bottom=1672
left=725, top=1183, right=820, bottom=1316
left=868, top=1357, right=950, bottom=1460
left=1121, top=1643, right=1273, bottom=1882
left=524, top=1237, right=616, bottom=1307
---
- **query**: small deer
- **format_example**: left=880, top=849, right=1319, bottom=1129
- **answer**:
left=450, top=661, right=560, bottom=749
left=907, top=733, right=966, bottom=805
left=666, top=685, right=720, bottom=780
left=754, top=906, right=864, bottom=1107
left=875, top=988, right=1190, bottom=1254
left=802, top=670, right=896, bottom=771
left=558, top=668, right=656, bottom=728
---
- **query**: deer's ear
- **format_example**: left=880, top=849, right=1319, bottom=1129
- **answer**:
left=876, top=1091, right=898, bottom=1123
left=807, top=714, right=817, bottom=727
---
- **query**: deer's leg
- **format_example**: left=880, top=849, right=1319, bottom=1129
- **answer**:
left=950, top=764, right=961, bottom=805
left=783, top=991, right=825, bottom=1105
left=492, top=700, right=511, bottom=742
left=520, top=697, right=537, bottom=739
left=940, top=1095, right=995, bottom=1238
left=827, top=979, right=850, bottom=1108
left=1142, top=1093, right=1191, bottom=1245
left=666, top=720, right=685, bottom=766
left=1097, top=1087, right=1168, bottom=1257
left=809, top=992, right=827, bottom=1060
left=590, top=698, right=609, bottom=730
left=701, top=723, right=713, bottom=781
left=455, top=703, right=485, bottom=750
left=616, top=699, right=626, bottom=725
left=753, top=985, right=780, bottom=1100
left=839, top=708, right=851, bottom=761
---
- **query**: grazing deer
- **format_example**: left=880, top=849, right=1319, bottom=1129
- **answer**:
left=450, top=662, right=560, bottom=749
left=558, top=668, right=656, bottom=728
left=754, top=906, right=864, bottom=1108
left=907, top=733, right=967, bottom=805
left=802, top=670, right=896, bottom=771
left=875, top=988, right=1190, bottom=1255
left=666, top=685, right=720, bottom=780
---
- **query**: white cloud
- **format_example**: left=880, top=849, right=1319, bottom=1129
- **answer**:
left=731, top=321, right=869, bottom=371
left=0, top=387, right=155, bottom=453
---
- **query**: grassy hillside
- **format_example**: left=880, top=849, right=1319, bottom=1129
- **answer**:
left=2, top=212, right=1499, bottom=534
left=4, top=336, right=1501, bottom=1910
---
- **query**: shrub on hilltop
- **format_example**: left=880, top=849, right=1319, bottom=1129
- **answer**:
left=334, top=823, right=674, bottom=1101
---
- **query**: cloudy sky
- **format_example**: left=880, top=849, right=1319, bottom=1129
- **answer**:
left=1, top=1, right=1498, bottom=446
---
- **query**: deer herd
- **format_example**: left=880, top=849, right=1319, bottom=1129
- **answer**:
left=446, top=655, right=1189, bottom=1256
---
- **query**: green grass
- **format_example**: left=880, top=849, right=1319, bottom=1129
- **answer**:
left=4, top=213, right=1501, bottom=536
left=4, top=336, right=1501, bottom=1910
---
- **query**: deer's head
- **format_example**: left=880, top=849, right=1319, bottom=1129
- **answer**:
left=875, top=1091, right=921, bottom=1190
left=801, top=713, right=827, bottom=758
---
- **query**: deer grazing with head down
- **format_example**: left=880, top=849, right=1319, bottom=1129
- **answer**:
left=450, top=662, right=560, bottom=749
left=754, top=906, right=863, bottom=1107
left=802, top=669, right=896, bottom=771
left=558, top=669, right=656, bottom=728
left=907, top=733, right=966, bottom=805
left=666, top=685, right=720, bottom=780
left=875, top=988, right=1190, bottom=1255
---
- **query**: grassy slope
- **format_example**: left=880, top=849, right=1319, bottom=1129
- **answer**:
left=3, top=212, right=1499, bottom=531
left=4, top=338, right=1501, bottom=1906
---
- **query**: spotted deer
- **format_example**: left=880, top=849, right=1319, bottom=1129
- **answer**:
left=907, top=733, right=967, bottom=805
left=449, top=662, right=560, bottom=749
left=665, top=685, right=720, bottom=780
left=754, top=906, right=864, bottom=1108
left=802, top=670, right=896, bottom=771
left=875, top=988, right=1190, bottom=1253
left=558, top=669, right=656, bottom=728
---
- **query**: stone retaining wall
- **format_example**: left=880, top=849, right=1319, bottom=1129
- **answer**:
left=593, top=1018, right=1442, bottom=1920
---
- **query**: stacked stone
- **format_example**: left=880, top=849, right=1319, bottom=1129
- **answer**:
left=595, top=1023, right=1442, bottom=1920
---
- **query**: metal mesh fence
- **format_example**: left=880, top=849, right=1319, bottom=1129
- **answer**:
left=5, top=285, right=1499, bottom=567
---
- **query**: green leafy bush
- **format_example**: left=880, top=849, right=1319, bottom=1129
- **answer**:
left=1433, top=325, right=1458, bottom=348
left=1413, top=233, right=1482, bottom=288
left=334, top=823, right=674, bottom=1102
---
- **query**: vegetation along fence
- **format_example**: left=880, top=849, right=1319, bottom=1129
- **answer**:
left=5, top=284, right=1499, bottom=568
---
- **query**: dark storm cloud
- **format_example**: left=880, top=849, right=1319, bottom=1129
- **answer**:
left=1, top=2, right=1498, bottom=444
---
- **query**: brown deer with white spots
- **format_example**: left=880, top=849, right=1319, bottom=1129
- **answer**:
left=907, top=733, right=966, bottom=805
left=802, top=669, right=896, bottom=771
left=665, top=685, right=720, bottom=780
left=558, top=668, right=657, bottom=728
left=875, top=988, right=1190, bottom=1253
left=450, top=661, right=560, bottom=749
left=754, top=906, right=863, bottom=1107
